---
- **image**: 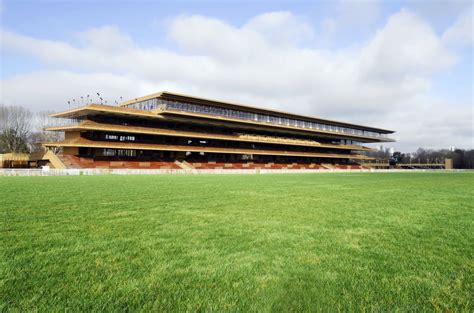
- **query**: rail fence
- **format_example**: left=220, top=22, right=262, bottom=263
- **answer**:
left=0, top=168, right=454, bottom=177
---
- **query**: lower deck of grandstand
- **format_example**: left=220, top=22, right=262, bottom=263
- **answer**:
left=59, top=154, right=365, bottom=170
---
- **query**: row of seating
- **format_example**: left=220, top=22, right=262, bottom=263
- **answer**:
left=236, top=133, right=321, bottom=146
left=336, top=164, right=364, bottom=169
left=60, top=155, right=181, bottom=169
left=59, top=155, right=82, bottom=169
left=190, top=161, right=323, bottom=170
left=189, top=161, right=365, bottom=170
left=59, top=155, right=365, bottom=170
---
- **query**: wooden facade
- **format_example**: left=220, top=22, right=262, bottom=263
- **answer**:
left=42, top=91, right=395, bottom=169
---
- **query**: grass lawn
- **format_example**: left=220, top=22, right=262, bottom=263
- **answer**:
left=1, top=172, right=473, bottom=311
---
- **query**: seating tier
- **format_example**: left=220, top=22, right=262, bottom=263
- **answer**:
left=61, top=155, right=181, bottom=169
left=60, top=155, right=364, bottom=170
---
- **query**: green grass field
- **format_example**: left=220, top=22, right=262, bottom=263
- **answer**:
left=1, top=172, right=473, bottom=311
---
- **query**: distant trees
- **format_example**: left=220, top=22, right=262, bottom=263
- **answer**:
left=0, top=105, right=32, bottom=153
left=0, top=105, right=63, bottom=154
left=29, top=111, right=64, bottom=154
left=406, top=148, right=474, bottom=168
left=366, top=147, right=474, bottom=169
left=451, top=149, right=474, bottom=169
left=365, top=146, right=391, bottom=160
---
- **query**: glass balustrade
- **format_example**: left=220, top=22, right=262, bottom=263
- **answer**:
left=45, top=117, right=85, bottom=128
left=124, top=99, right=390, bottom=139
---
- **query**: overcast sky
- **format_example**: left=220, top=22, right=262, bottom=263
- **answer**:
left=0, top=0, right=472, bottom=152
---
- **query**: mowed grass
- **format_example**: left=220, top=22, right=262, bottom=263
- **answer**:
left=1, top=172, right=473, bottom=311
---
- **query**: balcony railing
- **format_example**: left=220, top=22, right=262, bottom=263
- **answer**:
left=109, top=98, right=391, bottom=140
left=44, top=117, right=84, bottom=129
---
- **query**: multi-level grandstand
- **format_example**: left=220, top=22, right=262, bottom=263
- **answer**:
left=42, top=92, right=395, bottom=170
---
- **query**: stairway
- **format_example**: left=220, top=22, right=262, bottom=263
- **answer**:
left=321, top=163, right=335, bottom=170
left=354, top=162, right=368, bottom=169
left=58, top=155, right=82, bottom=169
left=174, top=160, right=196, bottom=172
left=40, top=151, right=67, bottom=169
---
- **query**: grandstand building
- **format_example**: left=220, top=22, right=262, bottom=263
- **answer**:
left=42, top=92, right=395, bottom=170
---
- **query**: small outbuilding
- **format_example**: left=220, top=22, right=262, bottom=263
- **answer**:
left=0, top=153, right=30, bottom=168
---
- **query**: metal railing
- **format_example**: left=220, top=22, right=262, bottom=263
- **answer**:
left=0, top=168, right=454, bottom=177
left=45, top=117, right=84, bottom=128
left=163, top=101, right=390, bottom=139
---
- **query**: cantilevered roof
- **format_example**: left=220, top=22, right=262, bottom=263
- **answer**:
left=120, top=91, right=395, bottom=134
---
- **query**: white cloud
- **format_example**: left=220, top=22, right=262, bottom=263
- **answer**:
left=319, top=0, right=381, bottom=46
left=169, top=14, right=268, bottom=62
left=244, top=11, right=314, bottom=47
left=77, top=25, right=134, bottom=52
left=0, top=10, right=472, bottom=151
left=386, top=96, right=474, bottom=150
left=360, top=9, right=456, bottom=81
left=0, top=71, right=157, bottom=111
left=442, top=9, right=474, bottom=47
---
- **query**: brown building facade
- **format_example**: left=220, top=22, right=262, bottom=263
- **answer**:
left=42, top=92, right=395, bottom=170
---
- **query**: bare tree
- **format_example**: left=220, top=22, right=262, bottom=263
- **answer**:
left=28, top=110, right=64, bottom=154
left=0, top=105, right=32, bottom=153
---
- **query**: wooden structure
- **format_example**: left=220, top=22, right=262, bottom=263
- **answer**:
left=42, top=91, right=395, bottom=169
left=396, top=163, right=446, bottom=169
left=0, top=153, right=30, bottom=168
left=362, top=160, right=449, bottom=169
left=445, top=158, right=453, bottom=170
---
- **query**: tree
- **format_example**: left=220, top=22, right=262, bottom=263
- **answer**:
left=464, top=150, right=474, bottom=169
left=363, top=146, right=391, bottom=160
left=391, top=151, right=406, bottom=164
left=453, top=149, right=465, bottom=169
left=0, top=105, right=32, bottom=153
left=28, top=110, right=64, bottom=154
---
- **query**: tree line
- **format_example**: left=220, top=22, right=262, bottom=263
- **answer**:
left=365, top=147, right=474, bottom=169
left=0, top=105, right=63, bottom=154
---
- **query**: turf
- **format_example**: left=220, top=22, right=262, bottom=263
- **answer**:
left=1, top=172, right=473, bottom=311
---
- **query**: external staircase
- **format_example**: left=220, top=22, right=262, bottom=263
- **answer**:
left=174, top=160, right=196, bottom=172
left=321, top=163, right=336, bottom=170
left=58, top=155, right=82, bottom=169
left=42, top=151, right=67, bottom=169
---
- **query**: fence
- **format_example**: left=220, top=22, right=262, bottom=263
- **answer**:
left=0, top=168, right=454, bottom=177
